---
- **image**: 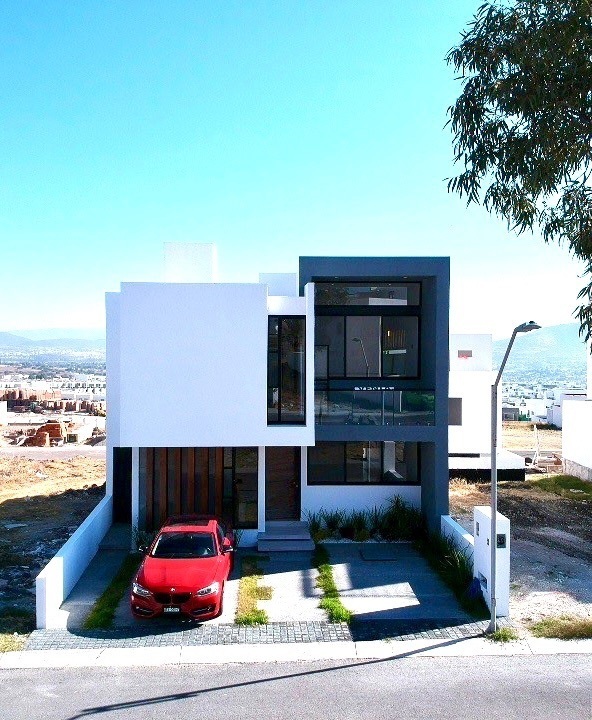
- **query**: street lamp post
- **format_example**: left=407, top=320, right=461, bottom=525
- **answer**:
left=352, top=337, right=369, bottom=377
left=488, top=320, right=540, bottom=633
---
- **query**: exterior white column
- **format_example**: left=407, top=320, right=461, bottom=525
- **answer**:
left=258, top=446, right=266, bottom=532
left=300, top=446, right=307, bottom=519
left=131, top=447, right=140, bottom=549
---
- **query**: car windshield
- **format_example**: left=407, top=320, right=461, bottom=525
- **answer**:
left=150, top=532, right=216, bottom=559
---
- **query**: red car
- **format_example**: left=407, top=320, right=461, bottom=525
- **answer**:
left=130, top=515, right=234, bottom=620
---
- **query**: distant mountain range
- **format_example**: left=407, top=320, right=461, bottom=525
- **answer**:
left=0, top=324, right=587, bottom=384
left=0, top=331, right=105, bottom=352
left=493, top=323, right=588, bottom=385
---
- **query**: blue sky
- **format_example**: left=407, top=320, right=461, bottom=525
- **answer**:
left=1, top=0, right=585, bottom=339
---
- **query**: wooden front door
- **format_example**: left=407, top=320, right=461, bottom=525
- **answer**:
left=265, top=447, right=301, bottom=521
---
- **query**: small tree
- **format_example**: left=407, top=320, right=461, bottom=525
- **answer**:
left=447, top=0, right=592, bottom=344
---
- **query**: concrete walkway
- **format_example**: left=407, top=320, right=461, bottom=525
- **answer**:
left=328, top=542, right=472, bottom=622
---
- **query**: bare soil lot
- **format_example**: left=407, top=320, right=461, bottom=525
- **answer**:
left=0, top=454, right=105, bottom=615
left=502, top=421, right=562, bottom=453
left=450, top=477, right=592, bottom=629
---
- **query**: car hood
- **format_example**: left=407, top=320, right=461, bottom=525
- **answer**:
left=138, top=556, right=223, bottom=592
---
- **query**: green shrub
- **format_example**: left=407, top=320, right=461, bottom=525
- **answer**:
left=488, top=626, right=520, bottom=643
left=321, top=509, right=344, bottom=534
left=380, top=497, right=423, bottom=540
left=415, top=532, right=488, bottom=618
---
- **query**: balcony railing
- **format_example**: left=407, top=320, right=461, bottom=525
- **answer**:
left=315, top=389, right=435, bottom=426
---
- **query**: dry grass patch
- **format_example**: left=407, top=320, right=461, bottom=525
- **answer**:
left=235, top=555, right=272, bottom=625
left=0, top=609, right=35, bottom=653
left=0, top=456, right=105, bottom=503
left=530, top=616, right=592, bottom=640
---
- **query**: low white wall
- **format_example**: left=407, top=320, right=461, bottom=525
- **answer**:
left=301, top=484, right=421, bottom=516
left=36, top=495, right=113, bottom=629
left=440, top=515, right=474, bottom=556
left=473, top=506, right=510, bottom=617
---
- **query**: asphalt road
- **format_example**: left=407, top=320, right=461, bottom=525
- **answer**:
left=2, top=655, right=590, bottom=720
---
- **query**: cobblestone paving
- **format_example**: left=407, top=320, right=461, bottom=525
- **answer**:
left=24, top=619, right=503, bottom=651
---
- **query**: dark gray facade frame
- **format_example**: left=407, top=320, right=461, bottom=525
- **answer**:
left=300, top=256, right=450, bottom=531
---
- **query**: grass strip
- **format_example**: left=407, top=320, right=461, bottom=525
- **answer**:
left=526, top=474, right=592, bottom=500
left=529, top=616, right=592, bottom=640
left=0, top=608, right=35, bottom=653
left=414, top=532, right=489, bottom=619
left=235, top=555, right=271, bottom=625
left=83, top=553, right=141, bottom=629
left=312, top=545, right=352, bottom=624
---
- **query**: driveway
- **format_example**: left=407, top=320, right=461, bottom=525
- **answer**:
left=34, top=541, right=474, bottom=650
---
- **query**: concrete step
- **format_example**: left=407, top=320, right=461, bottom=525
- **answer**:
left=257, top=538, right=315, bottom=552
left=257, top=521, right=314, bottom=551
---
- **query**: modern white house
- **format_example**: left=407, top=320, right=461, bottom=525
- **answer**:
left=562, top=348, right=592, bottom=481
left=105, top=245, right=451, bottom=547
left=448, top=333, right=525, bottom=481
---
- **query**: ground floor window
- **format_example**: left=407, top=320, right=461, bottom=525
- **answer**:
left=307, top=441, right=419, bottom=485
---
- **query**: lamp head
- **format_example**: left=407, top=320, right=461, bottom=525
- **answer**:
left=515, top=321, right=541, bottom=333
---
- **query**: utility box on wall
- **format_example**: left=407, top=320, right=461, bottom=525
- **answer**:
left=473, top=505, right=510, bottom=617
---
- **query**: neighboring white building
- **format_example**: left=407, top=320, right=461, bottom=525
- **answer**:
left=449, top=334, right=525, bottom=480
left=562, top=349, right=592, bottom=481
left=545, top=388, right=587, bottom=428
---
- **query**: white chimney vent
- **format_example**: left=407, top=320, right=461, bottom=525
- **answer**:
left=164, top=243, right=218, bottom=283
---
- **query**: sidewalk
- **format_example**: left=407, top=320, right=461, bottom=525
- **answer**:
left=3, top=632, right=591, bottom=669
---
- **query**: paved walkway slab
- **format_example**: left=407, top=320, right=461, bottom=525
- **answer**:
left=257, top=552, right=325, bottom=622
left=327, top=543, right=473, bottom=622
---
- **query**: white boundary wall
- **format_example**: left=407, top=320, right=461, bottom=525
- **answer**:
left=440, top=515, right=474, bottom=556
left=35, top=495, right=113, bottom=629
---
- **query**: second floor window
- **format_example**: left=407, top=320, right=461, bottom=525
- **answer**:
left=268, top=316, right=306, bottom=424
left=315, top=315, right=419, bottom=379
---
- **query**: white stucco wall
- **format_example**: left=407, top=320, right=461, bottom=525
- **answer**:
left=563, top=399, right=592, bottom=470
left=113, top=281, right=314, bottom=448
left=449, top=370, right=496, bottom=453
left=449, top=334, right=492, bottom=372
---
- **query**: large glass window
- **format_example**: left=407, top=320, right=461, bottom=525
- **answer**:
left=315, top=316, right=344, bottom=378
left=314, top=315, right=419, bottom=379
left=345, top=316, right=381, bottom=377
left=268, top=316, right=306, bottom=424
left=382, top=316, right=419, bottom=377
left=315, top=282, right=421, bottom=306
left=308, top=442, right=419, bottom=484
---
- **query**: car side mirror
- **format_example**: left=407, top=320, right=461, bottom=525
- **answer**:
left=222, top=538, right=233, bottom=553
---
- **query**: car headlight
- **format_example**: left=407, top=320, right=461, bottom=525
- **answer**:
left=196, top=581, right=220, bottom=596
left=132, top=582, right=152, bottom=598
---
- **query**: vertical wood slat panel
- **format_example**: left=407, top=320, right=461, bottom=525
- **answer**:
left=171, top=447, right=181, bottom=515
left=186, top=448, right=195, bottom=513
left=158, top=448, right=168, bottom=527
left=215, top=448, right=224, bottom=517
left=145, top=448, right=154, bottom=531
left=200, top=449, right=209, bottom=514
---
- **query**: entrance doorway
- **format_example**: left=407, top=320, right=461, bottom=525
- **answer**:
left=265, top=446, right=301, bottom=521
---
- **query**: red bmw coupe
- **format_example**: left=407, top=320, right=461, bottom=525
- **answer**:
left=130, top=515, right=234, bottom=620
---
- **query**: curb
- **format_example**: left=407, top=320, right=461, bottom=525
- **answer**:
left=2, top=636, right=592, bottom=669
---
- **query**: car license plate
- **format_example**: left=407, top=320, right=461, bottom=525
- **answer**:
left=163, top=606, right=180, bottom=613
